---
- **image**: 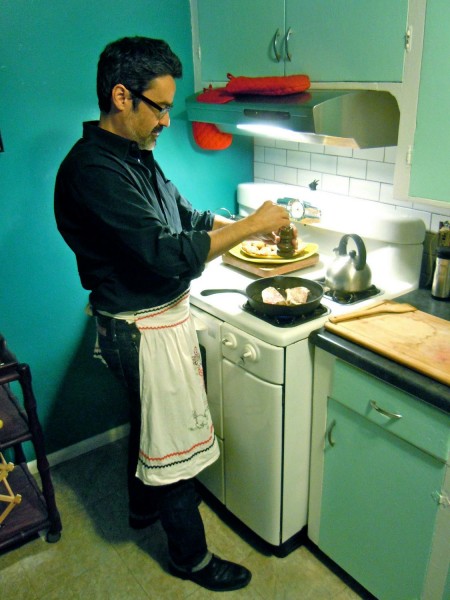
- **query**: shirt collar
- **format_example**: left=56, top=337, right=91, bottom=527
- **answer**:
left=82, top=120, right=148, bottom=162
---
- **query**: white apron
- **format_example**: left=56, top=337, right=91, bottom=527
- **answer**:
left=133, top=290, right=219, bottom=486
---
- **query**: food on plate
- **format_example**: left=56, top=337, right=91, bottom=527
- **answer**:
left=261, top=286, right=311, bottom=306
left=241, top=239, right=304, bottom=258
left=241, top=240, right=279, bottom=257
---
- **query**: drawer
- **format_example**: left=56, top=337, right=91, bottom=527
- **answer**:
left=331, top=360, right=450, bottom=462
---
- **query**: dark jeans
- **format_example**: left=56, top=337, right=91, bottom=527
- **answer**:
left=96, top=314, right=208, bottom=568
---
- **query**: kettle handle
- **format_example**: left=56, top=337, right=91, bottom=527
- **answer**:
left=337, top=234, right=367, bottom=271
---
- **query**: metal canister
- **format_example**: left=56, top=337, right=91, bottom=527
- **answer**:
left=431, top=246, right=450, bottom=299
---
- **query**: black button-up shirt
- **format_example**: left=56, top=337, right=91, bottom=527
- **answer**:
left=55, top=122, right=213, bottom=313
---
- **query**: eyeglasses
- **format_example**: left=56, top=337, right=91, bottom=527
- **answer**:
left=128, top=88, right=173, bottom=118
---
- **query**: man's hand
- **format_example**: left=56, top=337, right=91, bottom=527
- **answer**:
left=207, top=201, right=295, bottom=261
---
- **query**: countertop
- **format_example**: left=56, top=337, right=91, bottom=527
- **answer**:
left=309, top=289, right=450, bottom=414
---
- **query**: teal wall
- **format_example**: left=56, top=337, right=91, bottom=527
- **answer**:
left=409, top=0, right=450, bottom=202
left=0, top=0, right=252, bottom=456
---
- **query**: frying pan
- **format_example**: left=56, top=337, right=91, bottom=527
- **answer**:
left=201, top=276, right=324, bottom=317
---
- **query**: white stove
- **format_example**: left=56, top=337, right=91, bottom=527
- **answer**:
left=190, top=183, right=425, bottom=555
left=191, top=184, right=425, bottom=345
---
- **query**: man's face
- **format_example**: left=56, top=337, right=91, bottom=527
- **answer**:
left=126, top=75, right=176, bottom=150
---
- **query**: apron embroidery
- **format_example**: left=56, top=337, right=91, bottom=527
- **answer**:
left=134, top=291, right=219, bottom=485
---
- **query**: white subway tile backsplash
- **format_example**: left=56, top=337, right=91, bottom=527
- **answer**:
left=287, top=150, right=310, bottom=169
left=353, top=147, right=384, bottom=161
left=367, top=160, right=395, bottom=184
left=265, top=147, right=286, bottom=166
left=325, top=145, right=353, bottom=157
left=276, top=139, right=299, bottom=150
left=298, top=142, right=324, bottom=154
left=396, top=206, right=431, bottom=230
left=252, top=141, right=450, bottom=233
left=431, top=213, right=450, bottom=232
left=337, top=156, right=367, bottom=179
left=349, top=178, right=380, bottom=201
left=297, top=169, right=323, bottom=187
left=254, top=161, right=274, bottom=180
left=254, top=145, right=265, bottom=162
left=379, top=183, right=396, bottom=204
left=311, top=154, right=338, bottom=175
left=412, top=199, right=450, bottom=216
left=311, top=153, right=337, bottom=174
left=254, top=136, right=276, bottom=147
left=274, top=165, right=298, bottom=185
left=384, top=146, right=397, bottom=164
left=322, top=173, right=350, bottom=195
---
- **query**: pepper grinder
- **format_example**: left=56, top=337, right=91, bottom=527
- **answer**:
left=277, top=225, right=295, bottom=258
left=431, top=246, right=450, bottom=299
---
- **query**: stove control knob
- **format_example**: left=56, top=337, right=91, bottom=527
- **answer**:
left=222, top=334, right=237, bottom=349
left=241, top=343, right=258, bottom=363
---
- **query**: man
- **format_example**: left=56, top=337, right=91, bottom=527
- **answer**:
left=55, top=36, right=293, bottom=593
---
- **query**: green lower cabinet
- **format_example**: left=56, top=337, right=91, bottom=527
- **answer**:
left=319, top=398, right=445, bottom=600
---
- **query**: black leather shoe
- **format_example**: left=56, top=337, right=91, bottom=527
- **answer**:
left=169, top=554, right=252, bottom=592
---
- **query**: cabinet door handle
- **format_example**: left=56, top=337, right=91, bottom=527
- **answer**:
left=370, top=400, right=402, bottom=420
left=327, top=419, right=336, bottom=447
left=285, top=27, right=293, bottom=61
left=273, top=28, right=281, bottom=62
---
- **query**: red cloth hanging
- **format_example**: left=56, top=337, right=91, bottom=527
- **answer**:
left=191, top=75, right=311, bottom=150
left=225, top=73, right=310, bottom=96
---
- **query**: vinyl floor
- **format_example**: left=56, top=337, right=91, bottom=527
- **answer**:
left=0, top=438, right=373, bottom=599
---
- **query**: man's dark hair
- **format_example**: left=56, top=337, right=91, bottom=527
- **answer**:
left=97, top=36, right=183, bottom=113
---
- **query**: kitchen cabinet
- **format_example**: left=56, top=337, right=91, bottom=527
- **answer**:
left=0, top=336, right=62, bottom=551
left=309, top=352, right=450, bottom=600
left=195, top=0, right=408, bottom=84
left=196, top=0, right=284, bottom=80
left=408, top=0, right=450, bottom=203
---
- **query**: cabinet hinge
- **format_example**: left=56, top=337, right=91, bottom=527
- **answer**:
left=431, top=491, right=450, bottom=508
left=405, top=26, right=412, bottom=52
left=406, top=145, right=413, bottom=166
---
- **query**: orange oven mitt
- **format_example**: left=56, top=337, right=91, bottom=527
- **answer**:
left=192, top=85, right=234, bottom=151
left=192, top=74, right=311, bottom=150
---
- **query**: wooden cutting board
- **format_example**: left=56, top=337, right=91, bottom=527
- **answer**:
left=222, top=252, right=319, bottom=277
left=325, top=301, right=450, bottom=386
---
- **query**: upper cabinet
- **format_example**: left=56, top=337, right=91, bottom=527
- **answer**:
left=284, top=0, right=408, bottom=82
left=408, top=0, right=450, bottom=203
left=196, top=0, right=409, bottom=85
left=196, top=0, right=285, bottom=81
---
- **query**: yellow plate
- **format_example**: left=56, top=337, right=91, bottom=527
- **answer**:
left=229, top=242, right=319, bottom=264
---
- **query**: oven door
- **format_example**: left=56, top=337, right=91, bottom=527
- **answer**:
left=191, top=305, right=225, bottom=502
left=223, top=358, right=283, bottom=546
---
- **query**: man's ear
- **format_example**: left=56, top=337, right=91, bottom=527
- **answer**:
left=111, top=84, right=129, bottom=111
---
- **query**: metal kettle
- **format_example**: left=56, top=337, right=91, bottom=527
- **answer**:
left=325, top=234, right=372, bottom=292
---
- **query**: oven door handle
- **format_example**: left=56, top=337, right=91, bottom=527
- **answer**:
left=201, top=289, right=247, bottom=297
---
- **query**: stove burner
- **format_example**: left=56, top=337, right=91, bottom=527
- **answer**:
left=316, top=279, right=383, bottom=305
left=241, top=302, right=330, bottom=327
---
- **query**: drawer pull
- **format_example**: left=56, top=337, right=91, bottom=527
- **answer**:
left=327, top=419, right=336, bottom=447
left=370, top=400, right=402, bottom=420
